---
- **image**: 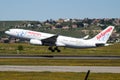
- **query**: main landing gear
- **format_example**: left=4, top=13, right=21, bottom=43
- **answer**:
left=48, top=46, right=61, bottom=52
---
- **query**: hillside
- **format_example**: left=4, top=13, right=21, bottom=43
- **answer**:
left=0, top=18, right=120, bottom=39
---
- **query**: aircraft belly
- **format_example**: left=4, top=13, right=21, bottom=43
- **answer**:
left=64, top=40, right=96, bottom=48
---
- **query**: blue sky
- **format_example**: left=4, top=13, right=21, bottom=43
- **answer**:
left=0, top=0, right=120, bottom=21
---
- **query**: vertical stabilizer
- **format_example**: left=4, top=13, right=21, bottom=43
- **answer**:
left=91, top=26, right=114, bottom=43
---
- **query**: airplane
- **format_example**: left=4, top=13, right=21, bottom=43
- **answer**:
left=5, top=26, right=114, bottom=52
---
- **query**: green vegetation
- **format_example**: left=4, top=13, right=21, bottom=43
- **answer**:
left=0, top=58, right=120, bottom=66
left=0, top=43, right=120, bottom=56
left=0, top=72, right=120, bottom=80
left=16, top=45, right=24, bottom=54
left=17, top=45, right=24, bottom=51
left=0, top=21, right=37, bottom=29
left=0, top=43, right=120, bottom=66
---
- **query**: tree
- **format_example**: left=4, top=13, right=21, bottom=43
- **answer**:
left=17, top=45, right=24, bottom=54
left=116, top=26, right=120, bottom=33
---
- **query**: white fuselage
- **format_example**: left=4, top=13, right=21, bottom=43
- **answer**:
left=57, top=36, right=95, bottom=48
left=5, top=26, right=114, bottom=49
left=5, top=29, right=96, bottom=48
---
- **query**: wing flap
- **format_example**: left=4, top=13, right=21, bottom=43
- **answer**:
left=41, top=35, right=58, bottom=46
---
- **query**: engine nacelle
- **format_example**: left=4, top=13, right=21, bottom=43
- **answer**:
left=30, top=39, right=42, bottom=45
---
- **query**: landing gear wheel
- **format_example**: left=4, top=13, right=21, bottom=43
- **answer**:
left=51, top=49, right=55, bottom=52
left=48, top=47, right=52, bottom=50
left=48, top=46, right=61, bottom=52
left=54, top=47, right=61, bottom=52
left=48, top=47, right=54, bottom=52
left=57, top=49, right=61, bottom=52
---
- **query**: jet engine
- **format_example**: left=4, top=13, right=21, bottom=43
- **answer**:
left=30, top=39, right=42, bottom=45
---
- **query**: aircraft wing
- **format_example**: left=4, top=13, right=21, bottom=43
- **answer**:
left=41, top=34, right=59, bottom=46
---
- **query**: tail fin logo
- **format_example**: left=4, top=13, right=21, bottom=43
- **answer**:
left=96, top=26, right=113, bottom=40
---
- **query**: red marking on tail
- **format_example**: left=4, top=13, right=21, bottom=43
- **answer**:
left=96, top=27, right=113, bottom=40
